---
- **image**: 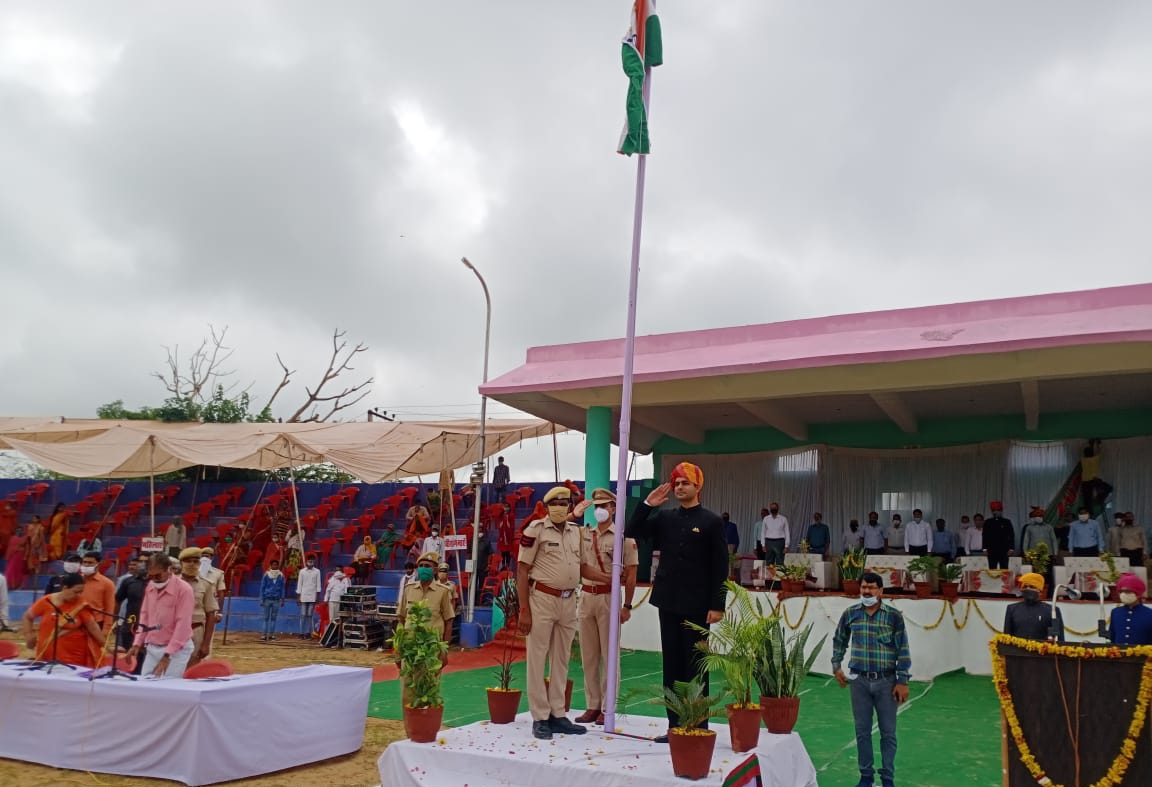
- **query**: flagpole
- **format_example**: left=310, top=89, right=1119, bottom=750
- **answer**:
left=605, top=6, right=652, bottom=730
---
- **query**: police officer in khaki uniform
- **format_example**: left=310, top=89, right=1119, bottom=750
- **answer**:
left=517, top=486, right=587, bottom=740
left=177, top=547, right=219, bottom=667
left=573, top=488, right=638, bottom=725
left=398, top=551, right=455, bottom=645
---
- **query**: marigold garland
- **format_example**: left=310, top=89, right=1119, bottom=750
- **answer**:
left=903, top=600, right=949, bottom=631
left=990, top=634, right=1152, bottom=787
left=780, top=595, right=810, bottom=630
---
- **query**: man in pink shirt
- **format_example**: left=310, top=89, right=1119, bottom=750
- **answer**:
left=127, top=553, right=195, bottom=678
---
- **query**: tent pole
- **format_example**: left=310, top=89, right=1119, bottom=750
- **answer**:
left=149, top=437, right=156, bottom=538
left=552, top=423, right=560, bottom=483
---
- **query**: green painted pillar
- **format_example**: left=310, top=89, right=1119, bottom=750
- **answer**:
left=584, top=406, right=612, bottom=524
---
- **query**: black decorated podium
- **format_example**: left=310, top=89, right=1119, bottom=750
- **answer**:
left=991, top=635, right=1152, bottom=787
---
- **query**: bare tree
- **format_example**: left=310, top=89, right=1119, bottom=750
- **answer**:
left=265, top=329, right=374, bottom=422
left=153, top=324, right=239, bottom=403
left=152, top=325, right=373, bottom=422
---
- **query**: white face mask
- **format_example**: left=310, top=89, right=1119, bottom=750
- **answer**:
left=152, top=578, right=169, bottom=589
left=80, top=566, right=96, bottom=576
left=1031, top=517, right=1043, bottom=524
left=860, top=595, right=879, bottom=607
left=1120, top=591, right=1139, bottom=605
left=594, top=507, right=611, bottom=524
left=913, top=518, right=921, bottom=523
left=63, top=562, right=80, bottom=574
left=1079, top=514, right=1090, bottom=522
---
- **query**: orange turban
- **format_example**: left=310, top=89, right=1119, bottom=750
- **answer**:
left=670, top=462, right=704, bottom=489
left=1017, top=572, right=1045, bottom=591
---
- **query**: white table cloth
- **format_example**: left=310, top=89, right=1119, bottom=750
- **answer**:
left=378, top=710, right=818, bottom=787
left=0, top=663, right=371, bottom=786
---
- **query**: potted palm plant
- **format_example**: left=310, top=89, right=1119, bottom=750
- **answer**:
left=938, top=560, right=963, bottom=601
left=754, top=614, right=827, bottom=734
left=839, top=547, right=866, bottom=596
left=687, top=581, right=763, bottom=752
left=906, top=555, right=937, bottom=598
left=487, top=578, right=522, bottom=724
left=650, top=678, right=727, bottom=780
left=390, top=601, right=448, bottom=742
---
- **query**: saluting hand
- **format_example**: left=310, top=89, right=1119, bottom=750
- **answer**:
left=573, top=500, right=592, bottom=518
left=645, top=483, right=671, bottom=507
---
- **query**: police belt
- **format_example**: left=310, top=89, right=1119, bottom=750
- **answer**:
left=529, top=580, right=577, bottom=599
left=581, top=584, right=612, bottom=595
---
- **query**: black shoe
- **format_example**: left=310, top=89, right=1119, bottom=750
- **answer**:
left=652, top=733, right=670, bottom=744
left=532, top=720, right=553, bottom=740
left=548, top=716, right=587, bottom=735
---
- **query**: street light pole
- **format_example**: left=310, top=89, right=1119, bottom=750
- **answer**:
left=462, top=256, right=491, bottom=624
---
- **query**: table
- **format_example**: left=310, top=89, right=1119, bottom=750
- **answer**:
left=0, top=663, right=371, bottom=786
left=378, top=711, right=818, bottom=787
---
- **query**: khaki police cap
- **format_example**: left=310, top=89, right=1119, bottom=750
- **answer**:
left=543, top=486, right=572, bottom=503
left=590, top=488, right=616, bottom=505
left=178, top=547, right=203, bottom=561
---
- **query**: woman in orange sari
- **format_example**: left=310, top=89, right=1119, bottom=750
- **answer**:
left=47, top=503, right=70, bottom=561
left=21, top=573, right=104, bottom=666
left=24, top=514, right=47, bottom=572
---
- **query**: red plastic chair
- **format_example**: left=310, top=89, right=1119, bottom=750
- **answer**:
left=226, top=486, right=245, bottom=506
left=106, top=484, right=125, bottom=498
left=98, top=649, right=138, bottom=672
left=66, top=532, right=86, bottom=551
left=182, top=511, right=201, bottom=527
left=317, top=537, right=338, bottom=567
left=192, top=535, right=214, bottom=549
left=214, top=523, right=236, bottom=540
left=73, top=500, right=95, bottom=520
left=211, top=494, right=232, bottom=512
left=8, top=490, right=30, bottom=509
left=0, top=641, right=21, bottom=660
left=229, top=565, right=251, bottom=595
left=30, top=482, right=51, bottom=502
left=337, top=525, right=359, bottom=546
left=161, top=485, right=181, bottom=504
left=114, top=545, right=135, bottom=573
left=323, top=494, right=345, bottom=513
left=195, top=502, right=216, bottom=520
left=312, top=503, right=333, bottom=526
left=355, top=513, right=377, bottom=534
left=504, top=492, right=521, bottom=511
left=341, top=486, right=361, bottom=506
left=399, top=487, right=419, bottom=506
left=383, top=495, right=404, bottom=516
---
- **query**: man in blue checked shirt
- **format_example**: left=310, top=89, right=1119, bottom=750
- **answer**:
left=832, top=571, right=911, bottom=787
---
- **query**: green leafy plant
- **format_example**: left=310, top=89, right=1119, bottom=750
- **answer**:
left=839, top=548, right=867, bottom=581
left=906, top=555, right=938, bottom=581
left=686, top=581, right=763, bottom=708
left=779, top=562, right=809, bottom=581
left=1024, top=542, right=1051, bottom=575
left=390, top=602, right=447, bottom=709
left=937, top=561, right=963, bottom=583
left=754, top=615, right=827, bottom=699
left=650, top=678, right=728, bottom=733
left=491, top=578, right=520, bottom=691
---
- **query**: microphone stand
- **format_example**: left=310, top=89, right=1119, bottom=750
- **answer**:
left=1095, top=581, right=1110, bottom=640
left=22, top=597, right=79, bottom=674
left=87, top=608, right=138, bottom=681
left=1049, top=583, right=1080, bottom=643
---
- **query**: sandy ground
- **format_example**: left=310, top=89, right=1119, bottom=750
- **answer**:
left=0, top=629, right=402, bottom=787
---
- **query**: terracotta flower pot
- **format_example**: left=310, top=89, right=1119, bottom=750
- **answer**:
left=759, top=695, right=800, bottom=734
left=668, top=728, right=717, bottom=780
left=403, top=704, right=444, bottom=743
left=940, top=581, right=960, bottom=601
left=543, top=677, right=573, bottom=712
left=913, top=581, right=932, bottom=599
left=842, top=579, right=861, bottom=597
left=781, top=579, right=805, bottom=595
left=725, top=704, right=762, bottom=753
left=486, top=688, right=522, bottom=724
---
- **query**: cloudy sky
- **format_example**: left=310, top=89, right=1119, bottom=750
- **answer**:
left=2, top=1, right=1151, bottom=483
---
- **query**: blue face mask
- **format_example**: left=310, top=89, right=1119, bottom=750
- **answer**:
left=860, top=595, right=879, bottom=607
left=417, top=567, right=434, bottom=582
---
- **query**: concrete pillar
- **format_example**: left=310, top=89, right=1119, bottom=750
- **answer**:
left=584, top=406, right=612, bottom=524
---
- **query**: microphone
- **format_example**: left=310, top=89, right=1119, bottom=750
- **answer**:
left=1049, top=583, right=1080, bottom=642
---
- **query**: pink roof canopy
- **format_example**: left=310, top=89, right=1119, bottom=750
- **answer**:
left=481, top=283, right=1152, bottom=452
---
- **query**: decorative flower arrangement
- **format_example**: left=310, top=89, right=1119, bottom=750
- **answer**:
left=839, top=548, right=866, bottom=581
left=1095, top=552, right=1121, bottom=584
left=1024, top=542, right=1051, bottom=575
left=989, top=634, right=1152, bottom=787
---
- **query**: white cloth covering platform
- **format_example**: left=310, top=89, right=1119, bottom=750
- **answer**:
left=0, top=663, right=371, bottom=786
left=378, top=711, right=817, bottom=787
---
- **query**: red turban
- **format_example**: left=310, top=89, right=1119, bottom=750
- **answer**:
left=670, top=462, right=704, bottom=489
left=990, top=501, right=1003, bottom=511
left=1117, top=573, right=1146, bottom=596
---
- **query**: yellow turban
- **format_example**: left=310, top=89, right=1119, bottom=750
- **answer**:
left=670, top=462, right=704, bottom=489
left=1017, top=572, right=1045, bottom=591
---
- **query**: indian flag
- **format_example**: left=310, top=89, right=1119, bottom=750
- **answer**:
left=617, top=0, right=663, bottom=156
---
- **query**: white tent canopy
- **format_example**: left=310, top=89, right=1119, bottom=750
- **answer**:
left=0, top=418, right=563, bottom=481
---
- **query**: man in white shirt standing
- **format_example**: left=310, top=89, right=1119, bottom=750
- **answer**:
left=760, top=503, right=790, bottom=565
left=962, top=514, right=985, bottom=560
left=296, top=554, right=322, bottom=640
left=324, top=566, right=351, bottom=629
left=422, top=528, right=446, bottom=563
left=904, top=509, right=933, bottom=556
left=887, top=514, right=905, bottom=553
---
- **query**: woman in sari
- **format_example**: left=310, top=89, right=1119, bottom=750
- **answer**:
left=24, top=515, right=47, bottom=573
left=21, top=573, right=104, bottom=666
left=47, top=503, right=70, bottom=561
left=5, top=524, right=28, bottom=591
left=352, top=536, right=376, bottom=585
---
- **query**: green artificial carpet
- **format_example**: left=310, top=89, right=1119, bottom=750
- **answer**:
left=369, top=650, right=1003, bottom=786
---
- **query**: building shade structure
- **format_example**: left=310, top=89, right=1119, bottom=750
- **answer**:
left=0, top=419, right=562, bottom=481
